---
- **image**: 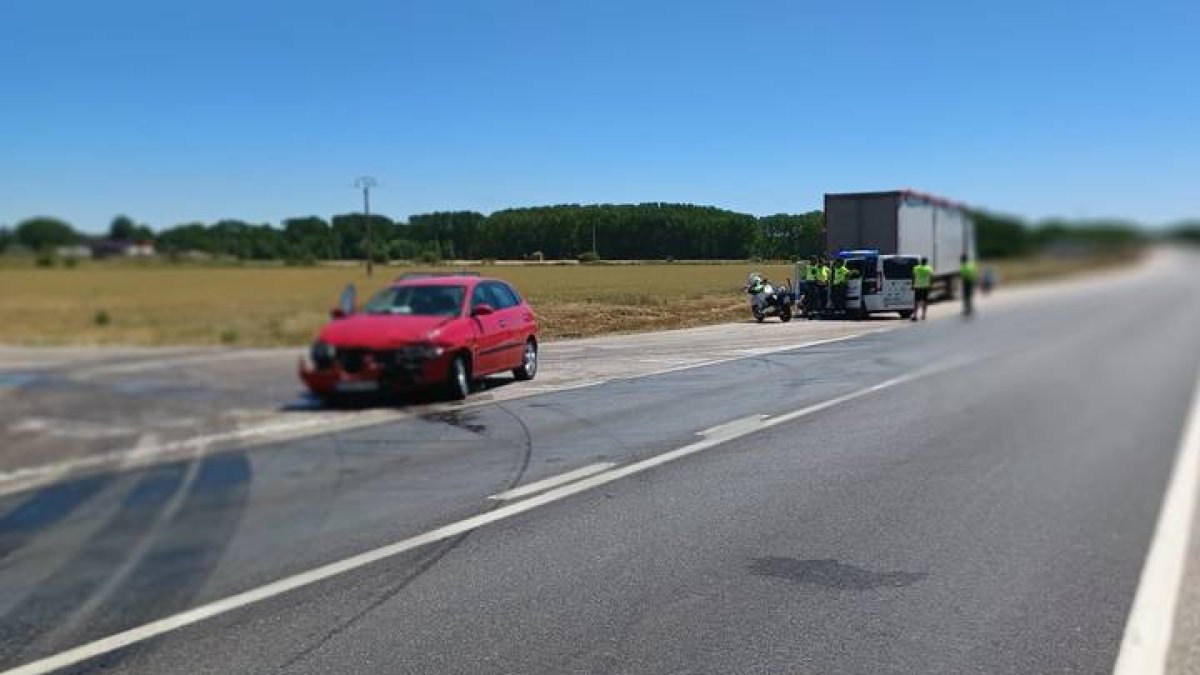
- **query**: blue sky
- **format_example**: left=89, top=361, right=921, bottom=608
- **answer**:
left=2, top=0, right=1197, bottom=232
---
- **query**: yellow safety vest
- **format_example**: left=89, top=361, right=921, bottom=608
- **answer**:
left=816, top=266, right=830, bottom=284
left=913, top=264, right=933, bottom=289
left=833, top=266, right=849, bottom=285
left=961, top=261, right=977, bottom=283
left=804, top=265, right=818, bottom=282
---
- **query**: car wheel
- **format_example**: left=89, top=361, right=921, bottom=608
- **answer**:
left=444, top=354, right=472, bottom=401
left=513, top=339, right=538, bottom=381
left=898, top=309, right=914, bottom=319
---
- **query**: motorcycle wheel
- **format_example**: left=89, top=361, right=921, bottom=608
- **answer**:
left=779, top=305, right=792, bottom=322
left=752, top=307, right=765, bottom=323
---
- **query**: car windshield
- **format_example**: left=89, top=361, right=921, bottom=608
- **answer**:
left=363, top=285, right=465, bottom=317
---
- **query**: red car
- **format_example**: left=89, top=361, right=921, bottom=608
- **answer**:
left=300, top=274, right=539, bottom=402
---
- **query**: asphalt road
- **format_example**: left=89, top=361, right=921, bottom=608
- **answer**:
left=0, top=303, right=901, bottom=495
left=1, top=251, right=1198, bottom=674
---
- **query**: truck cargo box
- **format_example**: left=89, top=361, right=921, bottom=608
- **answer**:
left=824, top=190, right=975, bottom=281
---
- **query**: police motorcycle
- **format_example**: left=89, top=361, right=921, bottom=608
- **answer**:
left=745, top=273, right=794, bottom=323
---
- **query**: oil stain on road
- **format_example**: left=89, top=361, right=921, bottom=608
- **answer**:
left=749, top=557, right=928, bottom=590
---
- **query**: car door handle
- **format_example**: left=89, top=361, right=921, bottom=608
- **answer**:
left=498, top=319, right=508, bottom=328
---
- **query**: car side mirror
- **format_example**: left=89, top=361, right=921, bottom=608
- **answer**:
left=330, top=307, right=348, bottom=320
left=472, top=304, right=495, bottom=317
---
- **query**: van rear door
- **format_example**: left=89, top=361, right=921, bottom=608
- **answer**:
left=844, top=257, right=868, bottom=305
left=881, top=256, right=917, bottom=308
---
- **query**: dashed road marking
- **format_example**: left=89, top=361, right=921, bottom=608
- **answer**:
left=488, top=463, right=617, bottom=501
left=0, top=360, right=969, bottom=675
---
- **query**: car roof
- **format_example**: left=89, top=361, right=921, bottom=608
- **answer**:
left=391, top=274, right=497, bottom=288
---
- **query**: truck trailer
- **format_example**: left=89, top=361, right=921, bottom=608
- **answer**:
left=824, top=190, right=976, bottom=298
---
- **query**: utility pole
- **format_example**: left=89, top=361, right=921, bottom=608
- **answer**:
left=355, top=176, right=378, bottom=276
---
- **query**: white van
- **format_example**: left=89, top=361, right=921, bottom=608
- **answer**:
left=841, top=251, right=918, bottom=319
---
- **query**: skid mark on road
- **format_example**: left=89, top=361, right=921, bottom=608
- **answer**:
left=280, top=402, right=537, bottom=672
left=0, top=410, right=410, bottom=498
left=0, top=465, right=188, bottom=666
left=0, top=360, right=981, bottom=675
left=85, top=454, right=252, bottom=641
left=0, top=476, right=109, bottom=563
left=0, top=454, right=254, bottom=671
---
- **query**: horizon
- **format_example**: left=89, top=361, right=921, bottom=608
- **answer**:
left=3, top=0, right=1198, bottom=232
left=1, top=196, right=1168, bottom=238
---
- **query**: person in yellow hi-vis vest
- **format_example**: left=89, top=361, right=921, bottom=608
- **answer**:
left=831, top=259, right=859, bottom=312
left=912, top=257, right=933, bottom=322
left=815, top=259, right=831, bottom=312
left=960, top=254, right=977, bottom=317
left=801, top=257, right=819, bottom=316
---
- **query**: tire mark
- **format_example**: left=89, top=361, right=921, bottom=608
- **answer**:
left=0, top=475, right=109, bottom=563
left=0, top=464, right=186, bottom=668
left=40, top=454, right=202, bottom=650
left=275, top=402, right=535, bottom=672
left=93, top=453, right=252, bottom=630
left=59, top=453, right=253, bottom=672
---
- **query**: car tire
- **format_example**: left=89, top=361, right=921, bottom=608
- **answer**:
left=898, top=310, right=914, bottom=319
left=444, top=354, right=472, bottom=401
left=512, top=339, right=538, bottom=381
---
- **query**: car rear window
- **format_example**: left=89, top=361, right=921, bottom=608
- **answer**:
left=883, top=258, right=916, bottom=279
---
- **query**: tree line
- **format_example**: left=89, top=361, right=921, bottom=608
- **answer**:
left=1, top=205, right=824, bottom=262
left=0, top=203, right=1170, bottom=263
left=970, top=210, right=1149, bottom=258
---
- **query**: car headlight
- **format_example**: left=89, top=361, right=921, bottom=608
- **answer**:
left=399, top=343, right=445, bottom=359
left=310, top=341, right=336, bottom=368
left=417, top=343, right=446, bottom=358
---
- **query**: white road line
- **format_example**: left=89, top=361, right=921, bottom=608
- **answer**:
left=3, top=329, right=884, bottom=492
left=9, top=417, right=137, bottom=440
left=488, top=462, right=617, bottom=500
left=735, top=340, right=851, bottom=355
left=48, top=450, right=203, bottom=642
left=519, top=333, right=876, bottom=395
left=606, top=331, right=887, bottom=382
left=1113, top=365, right=1200, bottom=675
left=698, top=414, right=769, bottom=440
left=0, top=362, right=959, bottom=675
left=0, top=410, right=410, bottom=498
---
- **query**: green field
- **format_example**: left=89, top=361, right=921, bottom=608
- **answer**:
left=1, top=261, right=794, bottom=346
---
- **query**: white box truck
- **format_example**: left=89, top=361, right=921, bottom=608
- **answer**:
left=823, top=190, right=976, bottom=298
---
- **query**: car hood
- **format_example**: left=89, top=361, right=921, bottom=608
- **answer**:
left=317, top=313, right=457, bottom=349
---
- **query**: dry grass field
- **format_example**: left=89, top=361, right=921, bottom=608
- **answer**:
left=0, top=253, right=1136, bottom=347
left=0, top=261, right=794, bottom=346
